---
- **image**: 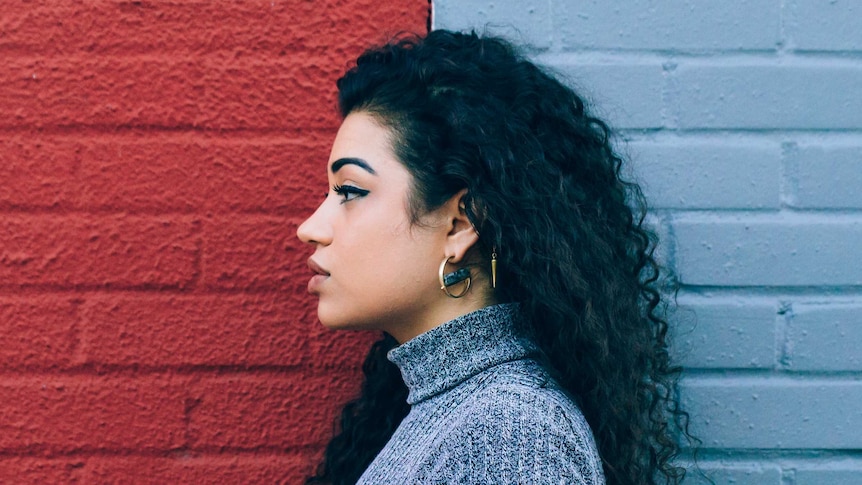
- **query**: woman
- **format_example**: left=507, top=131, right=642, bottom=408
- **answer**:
left=297, top=30, right=694, bottom=485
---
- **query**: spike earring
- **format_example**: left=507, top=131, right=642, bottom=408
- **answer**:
left=491, top=246, right=497, bottom=289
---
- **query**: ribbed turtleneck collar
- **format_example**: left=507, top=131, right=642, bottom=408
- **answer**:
left=387, top=303, right=539, bottom=405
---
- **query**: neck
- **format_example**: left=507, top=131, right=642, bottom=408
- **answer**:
left=386, top=292, right=496, bottom=344
left=386, top=302, right=531, bottom=405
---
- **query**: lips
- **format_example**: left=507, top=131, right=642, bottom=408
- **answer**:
left=307, top=258, right=330, bottom=276
left=307, top=258, right=330, bottom=294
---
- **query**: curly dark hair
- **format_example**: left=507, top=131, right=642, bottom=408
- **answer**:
left=306, top=30, right=696, bottom=485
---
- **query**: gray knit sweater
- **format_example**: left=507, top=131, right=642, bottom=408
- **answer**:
left=356, top=303, right=605, bottom=484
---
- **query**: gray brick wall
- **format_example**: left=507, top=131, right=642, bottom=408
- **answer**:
left=433, top=1, right=862, bottom=482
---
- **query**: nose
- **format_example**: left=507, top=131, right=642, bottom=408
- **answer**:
left=296, top=200, right=332, bottom=246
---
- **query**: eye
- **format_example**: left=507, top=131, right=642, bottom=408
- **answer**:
left=332, top=184, right=369, bottom=203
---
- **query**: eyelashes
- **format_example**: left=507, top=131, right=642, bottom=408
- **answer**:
left=331, top=183, right=370, bottom=203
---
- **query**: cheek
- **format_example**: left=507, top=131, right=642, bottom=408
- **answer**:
left=331, top=211, right=405, bottom=279
left=340, top=228, right=435, bottom=299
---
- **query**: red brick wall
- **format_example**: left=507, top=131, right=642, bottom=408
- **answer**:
left=0, top=1, right=428, bottom=482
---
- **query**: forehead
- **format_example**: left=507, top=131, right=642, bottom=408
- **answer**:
left=328, top=112, right=397, bottom=171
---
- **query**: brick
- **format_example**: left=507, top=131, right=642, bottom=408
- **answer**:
left=546, top=61, right=665, bottom=129
left=795, top=465, right=862, bottom=485
left=188, top=372, right=362, bottom=449
left=787, top=145, right=862, bottom=209
left=304, top=321, right=380, bottom=370
left=0, top=376, right=185, bottom=452
left=671, top=299, right=777, bottom=369
left=681, top=378, right=862, bottom=449
left=0, top=0, right=429, bottom=475
left=672, top=65, right=862, bottom=129
left=631, top=140, right=781, bottom=209
left=552, top=0, right=780, bottom=51
left=673, top=217, right=862, bottom=286
left=82, top=294, right=299, bottom=367
left=0, top=215, right=198, bottom=289
left=80, top=293, right=373, bottom=368
left=433, top=0, right=551, bottom=49
left=0, top=0, right=428, bottom=131
left=1, top=55, right=342, bottom=130
left=81, top=134, right=329, bottom=214
left=0, top=0, right=427, bottom=56
left=786, top=0, right=862, bottom=51
left=202, top=216, right=304, bottom=292
left=787, top=304, right=862, bottom=371
left=0, top=297, right=77, bottom=370
left=0, top=458, right=83, bottom=483
left=84, top=454, right=314, bottom=485
left=0, top=134, right=84, bottom=210
left=683, top=463, right=781, bottom=485
left=0, top=133, right=331, bottom=213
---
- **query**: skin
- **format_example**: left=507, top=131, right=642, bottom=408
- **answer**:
left=296, top=111, right=493, bottom=343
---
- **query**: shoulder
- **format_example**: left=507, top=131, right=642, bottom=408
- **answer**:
left=429, top=360, right=605, bottom=484
left=462, top=359, right=586, bottom=421
left=464, top=362, right=598, bottom=453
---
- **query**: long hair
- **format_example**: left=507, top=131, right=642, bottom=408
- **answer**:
left=307, top=30, right=695, bottom=485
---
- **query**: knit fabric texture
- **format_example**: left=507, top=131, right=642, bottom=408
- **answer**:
left=356, top=303, right=605, bottom=484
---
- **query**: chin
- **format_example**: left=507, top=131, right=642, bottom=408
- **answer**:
left=318, top=312, right=387, bottom=335
left=317, top=306, right=363, bottom=331
left=317, top=318, right=349, bottom=330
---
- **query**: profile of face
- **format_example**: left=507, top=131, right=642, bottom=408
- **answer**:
left=296, top=111, right=482, bottom=342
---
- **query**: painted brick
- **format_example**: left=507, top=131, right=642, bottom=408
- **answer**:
left=787, top=145, right=862, bottom=209
left=81, top=134, right=329, bottom=214
left=787, top=304, right=862, bottom=371
left=84, top=454, right=314, bottom=485
left=681, top=378, right=862, bottom=449
left=546, top=61, right=665, bottom=129
left=673, top=217, right=862, bottom=286
left=0, top=376, right=186, bottom=452
left=0, top=215, right=198, bottom=289
left=786, top=0, right=862, bottom=51
left=1, top=133, right=331, bottom=213
left=0, top=134, right=83, bottom=210
left=303, top=323, right=380, bottom=370
left=0, top=297, right=77, bottom=370
left=202, top=216, right=303, bottom=292
left=631, top=140, right=781, bottom=209
left=553, top=0, right=780, bottom=51
left=433, top=0, right=551, bottom=49
left=0, top=458, right=83, bottom=483
left=683, top=463, right=782, bottom=485
left=672, top=64, right=862, bottom=129
left=81, top=294, right=304, bottom=367
left=1, top=56, right=342, bottom=130
left=795, top=466, right=862, bottom=485
left=0, top=0, right=428, bottom=56
left=671, top=299, right=777, bottom=369
left=0, top=0, right=426, bottom=477
left=80, top=293, right=374, bottom=369
left=188, top=372, right=362, bottom=449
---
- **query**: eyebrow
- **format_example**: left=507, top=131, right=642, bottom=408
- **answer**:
left=330, top=157, right=377, bottom=175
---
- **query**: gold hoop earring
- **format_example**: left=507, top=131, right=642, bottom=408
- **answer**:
left=439, top=256, right=471, bottom=298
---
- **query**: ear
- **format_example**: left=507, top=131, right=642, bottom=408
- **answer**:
left=441, top=189, right=480, bottom=263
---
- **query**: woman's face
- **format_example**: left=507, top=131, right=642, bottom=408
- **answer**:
left=296, top=111, right=449, bottom=339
